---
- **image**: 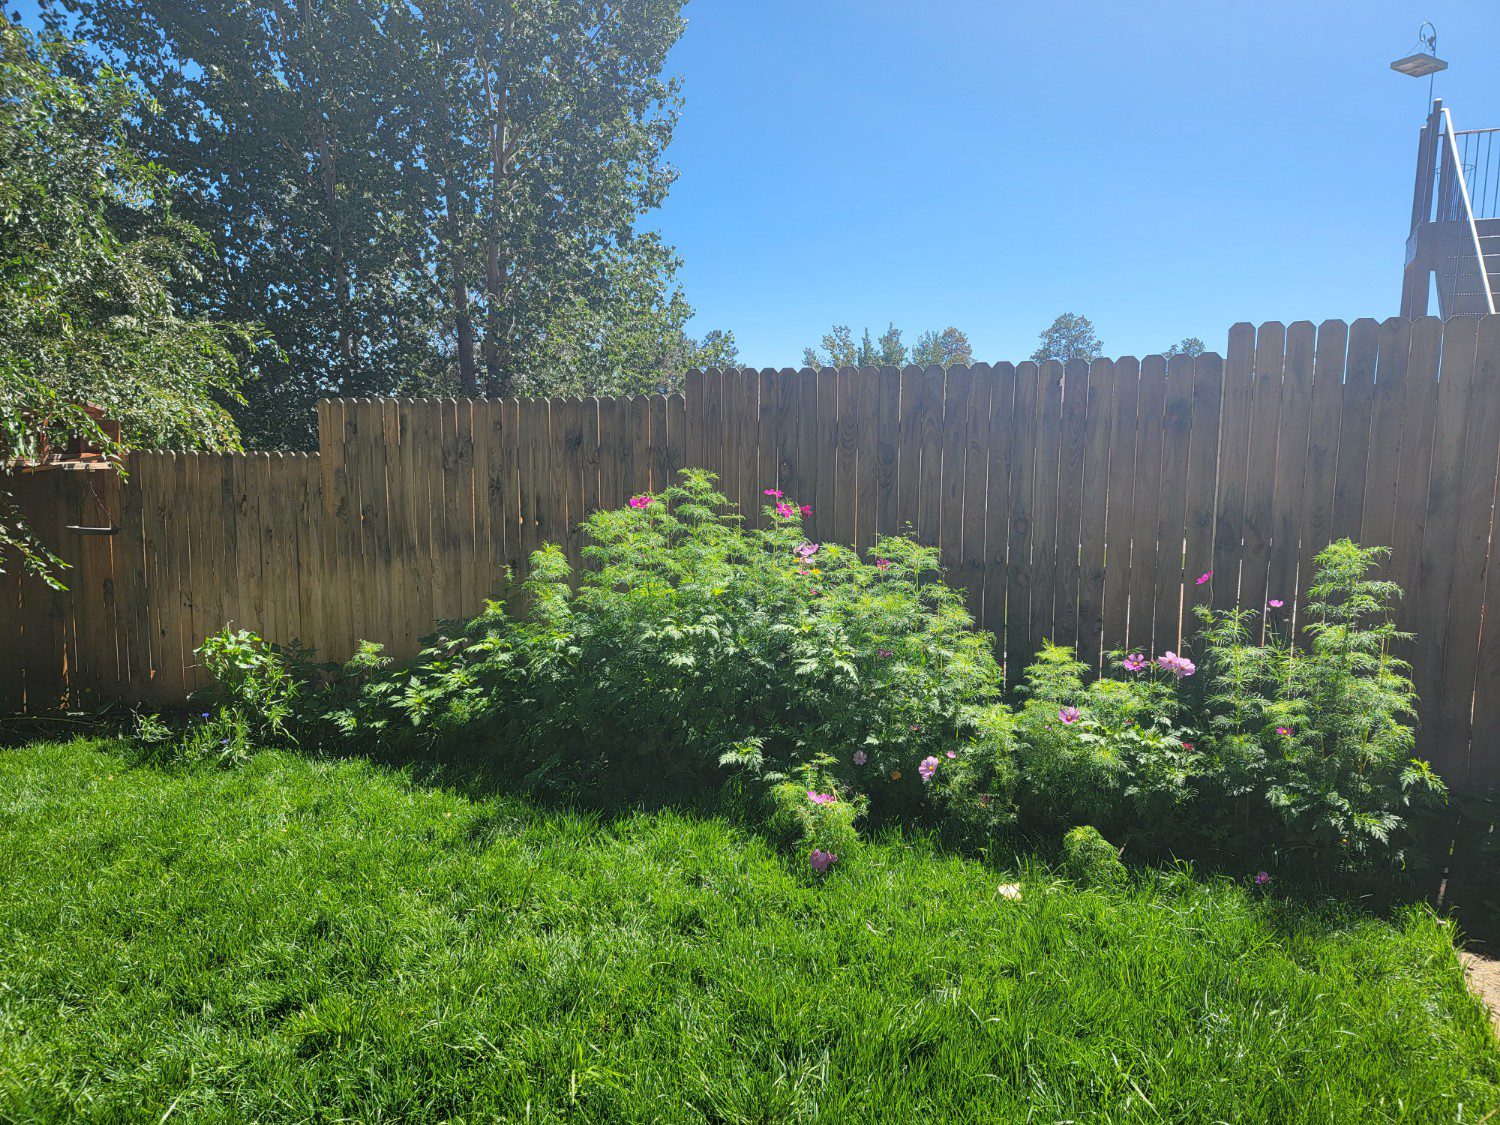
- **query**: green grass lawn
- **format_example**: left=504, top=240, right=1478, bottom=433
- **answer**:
left=2, top=739, right=1497, bottom=1122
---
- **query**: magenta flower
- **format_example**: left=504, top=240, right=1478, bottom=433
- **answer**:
left=877, top=649, right=893, bottom=658
left=628, top=494, right=654, bottom=509
left=809, top=849, right=838, bottom=874
left=1122, top=652, right=1148, bottom=672
left=1059, top=706, right=1082, bottom=725
left=875, top=558, right=892, bottom=570
left=775, top=501, right=796, bottom=518
left=800, top=504, right=813, bottom=516
left=853, top=750, right=867, bottom=766
left=918, top=755, right=940, bottom=781
left=764, top=488, right=783, bottom=498
left=1254, top=871, right=1271, bottom=886
left=807, top=790, right=836, bottom=805
left=1195, top=570, right=1213, bottom=586
left=1182, top=741, right=1194, bottom=751
left=1268, top=599, right=1285, bottom=609
left=1277, top=726, right=1292, bottom=737
left=1157, top=651, right=1196, bottom=678
left=795, top=542, right=820, bottom=559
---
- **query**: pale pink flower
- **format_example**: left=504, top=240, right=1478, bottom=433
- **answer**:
left=918, top=755, right=940, bottom=781
left=853, top=750, right=867, bottom=766
left=809, top=849, right=838, bottom=874
left=1157, top=651, right=1196, bottom=678
left=945, top=750, right=958, bottom=759
left=1268, top=599, right=1285, bottom=609
left=795, top=542, right=820, bottom=559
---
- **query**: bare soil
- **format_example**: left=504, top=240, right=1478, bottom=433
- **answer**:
left=1463, top=951, right=1500, bottom=1038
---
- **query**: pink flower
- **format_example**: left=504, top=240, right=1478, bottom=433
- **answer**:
left=809, top=849, right=838, bottom=874
left=875, top=558, right=892, bottom=570
left=1059, top=706, right=1081, bottom=725
left=945, top=750, right=957, bottom=759
left=628, top=494, right=654, bottom=509
left=1277, top=726, right=1292, bottom=737
left=775, top=501, right=796, bottom=518
left=1182, top=741, right=1194, bottom=751
left=1267, top=599, right=1285, bottom=609
left=918, top=755, right=940, bottom=781
left=800, top=505, right=812, bottom=516
left=763, top=488, right=783, bottom=498
left=1157, top=651, right=1196, bottom=678
left=853, top=750, right=867, bottom=766
left=1254, top=871, right=1271, bottom=886
left=1122, top=652, right=1148, bottom=672
left=796, top=568, right=810, bottom=576
left=1196, top=570, right=1213, bottom=586
left=877, top=649, right=893, bottom=658
left=807, top=790, right=836, bottom=805
left=795, top=542, right=820, bottom=559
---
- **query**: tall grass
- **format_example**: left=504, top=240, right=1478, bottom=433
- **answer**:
left=1, top=739, right=1496, bottom=1122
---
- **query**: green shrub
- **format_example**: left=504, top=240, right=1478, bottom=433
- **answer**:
left=304, top=470, right=1010, bottom=852
left=1010, top=643, right=1201, bottom=845
left=1191, top=540, right=1445, bottom=866
left=1060, top=825, right=1127, bottom=887
left=195, top=628, right=316, bottom=745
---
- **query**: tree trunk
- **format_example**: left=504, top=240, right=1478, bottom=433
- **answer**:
left=452, top=259, right=478, bottom=395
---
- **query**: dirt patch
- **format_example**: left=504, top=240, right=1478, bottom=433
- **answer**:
left=1463, top=951, right=1500, bottom=1038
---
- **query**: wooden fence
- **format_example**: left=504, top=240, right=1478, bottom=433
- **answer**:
left=6, top=316, right=1500, bottom=796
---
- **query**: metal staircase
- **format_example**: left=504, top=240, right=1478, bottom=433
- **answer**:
left=1401, top=100, right=1499, bottom=317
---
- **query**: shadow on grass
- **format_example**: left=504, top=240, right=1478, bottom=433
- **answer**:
left=10, top=706, right=1498, bottom=947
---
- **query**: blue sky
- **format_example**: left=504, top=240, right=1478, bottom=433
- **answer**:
left=661, top=0, right=1500, bottom=365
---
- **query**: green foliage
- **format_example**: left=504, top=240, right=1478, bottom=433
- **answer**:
left=45, top=0, right=728, bottom=443
left=802, top=322, right=973, bottom=370
left=1030, top=312, right=1102, bottom=364
left=1010, top=643, right=1201, bottom=842
left=1192, top=540, right=1445, bottom=864
left=0, top=17, right=255, bottom=582
left=1164, top=336, right=1207, bottom=358
left=1060, top=825, right=1127, bottom=887
left=4, top=739, right=1498, bottom=1120
left=195, top=628, right=316, bottom=747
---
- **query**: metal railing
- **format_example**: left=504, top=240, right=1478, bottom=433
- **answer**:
left=1453, top=127, right=1500, bottom=220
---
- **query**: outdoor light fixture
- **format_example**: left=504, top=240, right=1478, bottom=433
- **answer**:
left=1390, top=22, right=1447, bottom=78
left=1390, top=52, right=1447, bottom=78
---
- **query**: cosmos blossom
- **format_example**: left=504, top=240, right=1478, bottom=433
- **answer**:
left=1059, top=706, right=1082, bottom=725
left=918, top=756, right=940, bottom=781
left=628, top=494, right=654, bottom=509
left=1157, top=651, right=1196, bottom=678
left=809, top=849, right=838, bottom=874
